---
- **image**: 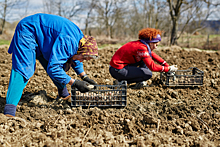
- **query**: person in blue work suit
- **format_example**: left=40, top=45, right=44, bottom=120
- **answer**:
left=4, top=13, right=99, bottom=117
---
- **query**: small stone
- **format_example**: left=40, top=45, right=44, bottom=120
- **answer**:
left=57, top=109, right=63, bottom=114
left=214, top=112, right=220, bottom=119
left=175, top=126, right=183, bottom=135
left=65, top=108, right=73, bottom=114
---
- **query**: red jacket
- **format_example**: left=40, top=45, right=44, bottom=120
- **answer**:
left=110, top=40, right=169, bottom=72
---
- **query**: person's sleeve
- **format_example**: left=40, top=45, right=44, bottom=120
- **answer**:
left=47, top=35, right=78, bottom=85
left=151, top=51, right=169, bottom=67
left=71, top=60, right=85, bottom=75
left=137, top=49, right=169, bottom=72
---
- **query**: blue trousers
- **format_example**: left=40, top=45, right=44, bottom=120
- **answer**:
left=109, top=60, right=152, bottom=84
left=6, top=55, right=66, bottom=106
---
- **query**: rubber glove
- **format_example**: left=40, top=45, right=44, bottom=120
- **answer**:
left=71, top=80, right=91, bottom=93
left=81, top=75, right=97, bottom=85
left=169, top=65, right=178, bottom=72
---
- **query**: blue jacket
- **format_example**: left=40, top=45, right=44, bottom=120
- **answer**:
left=8, top=13, right=84, bottom=85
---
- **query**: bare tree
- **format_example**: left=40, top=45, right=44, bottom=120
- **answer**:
left=41, top=0, right=220, bottom=41
left=167, top=0, right=187, bottom=45
left=167, top=0, right=219, bottom=45
left=94, top=0, right=127, bottom=38
left=126, top=0, right=168, bottom=38
left=84, top=0, right=97, bottom=35
left=43, top=0, right=56, bottom=14
left=43, top=0, right=84, bottom=20
left=0, top=0, right=28, bottom=34
left=126, top=0, right=141, bottom=38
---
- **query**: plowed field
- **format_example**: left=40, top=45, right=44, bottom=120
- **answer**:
left=0, top=45, right=220, bottom=146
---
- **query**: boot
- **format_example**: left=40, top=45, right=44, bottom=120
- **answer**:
left=129, top=81, right=149, bottom=89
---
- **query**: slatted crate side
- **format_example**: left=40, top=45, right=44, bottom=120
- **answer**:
left=71, top=83, right=127, bottom=108
left=160, top=67, right=204, bottom=86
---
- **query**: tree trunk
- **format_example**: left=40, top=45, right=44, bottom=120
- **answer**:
left=1, top=19, right=6, bottom=35
left=170, top=19, right=178, bottom=45
left=0, top=0, right=7, bottom=35
left=85, top=20, right=89, bottom=35
left=110, top=26, right=113, bottom=39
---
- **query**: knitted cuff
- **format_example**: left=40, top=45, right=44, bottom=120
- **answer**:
left=161, top=61, right=165, bottom=65
left=58, top=86, right=69, bottom=98
left=4, top=104, right=17, bottom=117
left=81, top=74, right=88, bottom=80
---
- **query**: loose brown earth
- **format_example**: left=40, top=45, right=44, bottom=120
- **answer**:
left=0, top=44, right=220, bottom=147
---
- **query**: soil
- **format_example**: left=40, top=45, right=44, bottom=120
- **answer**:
left=0, top=44, right=220, bottom=147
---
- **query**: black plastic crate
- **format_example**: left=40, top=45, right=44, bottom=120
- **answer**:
left=70, top=81, right=127, bottom=108
left=160, top=67, right=204, bottom=86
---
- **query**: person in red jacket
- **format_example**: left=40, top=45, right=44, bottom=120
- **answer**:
left=109, top=28, right=178, bottom=89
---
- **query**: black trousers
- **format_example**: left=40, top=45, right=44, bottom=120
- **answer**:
left=109, top=60, right=152, bottom=84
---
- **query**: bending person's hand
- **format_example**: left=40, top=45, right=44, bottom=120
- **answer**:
left=71, top=80, right=91, bottom=93
left=81, top=75, right=98, bottom=85
left=169, top=65, right=178, bottom=72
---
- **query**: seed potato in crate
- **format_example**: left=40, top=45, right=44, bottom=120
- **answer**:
left=71, top=81, right=127, bottom=108
left=160, top=67, right=204, bottom=86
